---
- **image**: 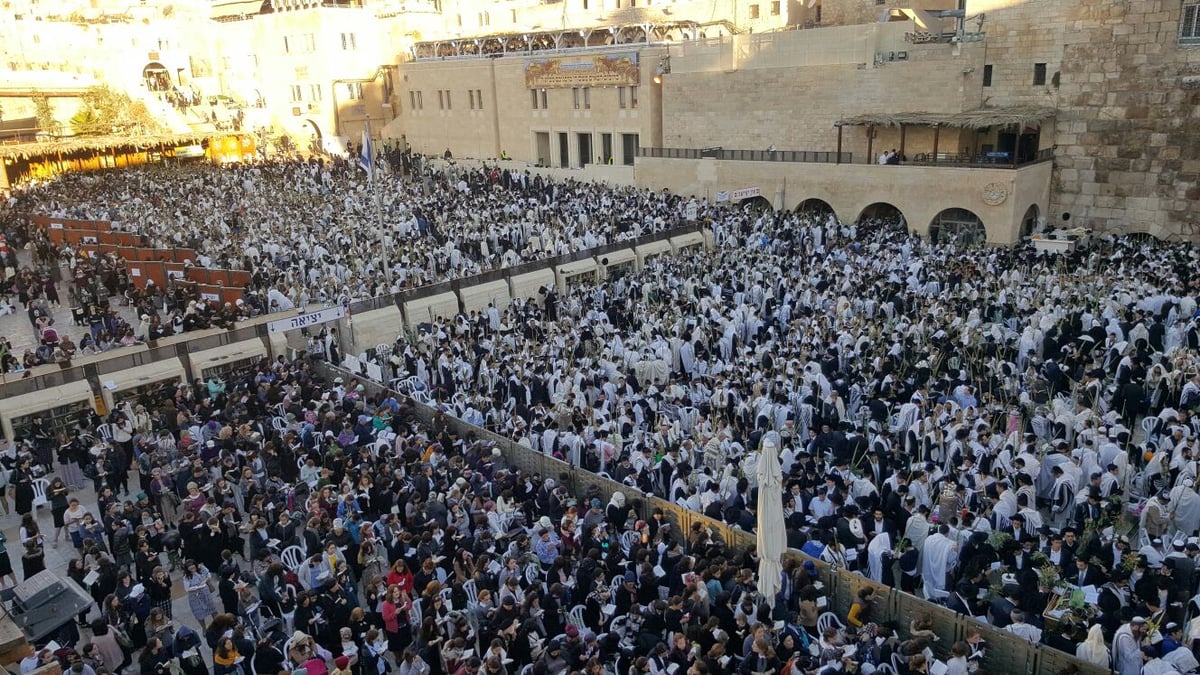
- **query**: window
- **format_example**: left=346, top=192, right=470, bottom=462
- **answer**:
left=283, top=35, right=290, bottom=53
left=573, top=87, right=580, bottom=109
left=531, top=89, right=539, bottom=109
left=1033, top=62, right=1047, bottom=85
left=346, top=82, right=363, bottom=100
left=771, top=0, right=780, bottom=14
left=290, top=85, right=303, bottom=102
left=583, top=87, right=591, bottom=109
left=444, top=90, right=451, bottom=109
left=438, top=90, right=445, bottom=109
left=468, top=90, right=475, bottom=109
left=309, top=84, right=322, bottom=102
left=417, top=91, right=423, bottom=109
left=540, top=89, right=547, bottom=108
left=749, top=3, right=759, bottom=19
left=1182, top=2, right=1200, bottom=45
left=303, top=33, right=316, bottom=53
left=341, top=33, right=356, bottom=50
left=982, top=64, right=993, bottom=87
left=629, top=85, right=638, bottom=109
left=582, top=0, right=588, bottom=8
left=475, top=89, right=483, bottom=109
left=618, top=86, right=626, bottom=108
left=410, top=91, right=417, bottom=109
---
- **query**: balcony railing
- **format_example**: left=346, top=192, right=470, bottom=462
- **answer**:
left=638, top=147, right=852, bottom=164
left=638, top=146, right=1054, bottom=168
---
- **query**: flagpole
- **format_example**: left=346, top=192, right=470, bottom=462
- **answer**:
left=364, top=117, right=392, bottom=289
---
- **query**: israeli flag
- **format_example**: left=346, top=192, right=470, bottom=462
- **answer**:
left=359, top=128, right=374, bottom=182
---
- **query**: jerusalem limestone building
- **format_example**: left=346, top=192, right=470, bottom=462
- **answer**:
left=1, top=0, right=1196, bottom=241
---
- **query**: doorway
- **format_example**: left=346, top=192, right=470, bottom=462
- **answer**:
left=534, top=132, right=550, bottom=166
left=577, top=132, right=593, bottom=167
left=557, top=132, right=569, bottom=168
left=601, top=133, right=613, bottom=164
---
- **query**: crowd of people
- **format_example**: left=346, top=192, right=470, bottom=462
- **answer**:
left=0, top=155, right=698, bottom=373
left=2, top=152, right=1200, bottom=675
left=360, top=204, right=1200, bottom=672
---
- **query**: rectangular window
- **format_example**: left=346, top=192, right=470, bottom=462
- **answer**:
left=749, top=3, right=759, bottom=19
left=618, top=86, right=626, bottom=108
left=771, top=0, right=780, bottom=14
left=438, top=90, right=444, bottom=109
left=444, top=90, right=451, bottom=109
left=304, top=33, right=316, bottom=53
left=629, top=85, right=638, bottom=109
left=1033, top=62, right=1047, bottom=85
left=476, top=89, right=483, bottom=109
left=468, top=90, right=475, bottom=109
left=283, top=35, right=290, bottom=53
left=309, top=84, right=322, bottom=102
left=347, top=82, right=363, bottom=100
left=583, top=87, right=591, bottom=109
left=531, top=89, right=539, bottom=109
left=982, top=64, right=993, bottom=87
left=573, top=87, right=580, bottom=109
left=540, top=88, right=547, bottom=109
left=341, top=33, right=356, bottom=50
left=1182, top=3, right=1200, bottom=44
left=410, top=91, right=417, bottom=109
left=290, top=85, right=303, bottom=102
left=417, top=91, right=423, bottom=109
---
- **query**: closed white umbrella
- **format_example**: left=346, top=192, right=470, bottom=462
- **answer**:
left=757, top=434, right=785, bottom=608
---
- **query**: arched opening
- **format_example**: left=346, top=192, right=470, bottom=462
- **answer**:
left=1020, top=204, right=1041, bottom=238
left=304, top=119, right=323, bottom=155
left=740, top=196, right=773, bottom=212
left=929, top=208, right=988, bottom=247
left=143, top=62, right=171, bottom=93
left=855, top=202, right=905, bottom=226
left=794, top=198, right=835, bottom=220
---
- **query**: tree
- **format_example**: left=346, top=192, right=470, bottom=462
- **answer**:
left=70, top=85, right=164, bottom=136
left=32, top=92, right=61, bottom=137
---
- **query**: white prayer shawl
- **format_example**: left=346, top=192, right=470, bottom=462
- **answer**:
left=1173, top=487, right=1200, bottom=536
left=1113, top=625, right=1142, bottom=675
left=867, top=532, right=891, bottom=584
left=920, top=532, right=957, bottom=601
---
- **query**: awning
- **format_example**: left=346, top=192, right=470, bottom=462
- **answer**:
left=0, top=380, right=94, bottom=439
left=836, top=105, right=1056, bottom=130
left=99, top=357, right=185, bottom=408
left=189, top=339, right=267, bottom=378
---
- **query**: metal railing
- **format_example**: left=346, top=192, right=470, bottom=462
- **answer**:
left=901, top=146, right=1055, bottom=168
left=638, top=146, right=853, bottom=163
left=321, top=362, right=1108, bottom=675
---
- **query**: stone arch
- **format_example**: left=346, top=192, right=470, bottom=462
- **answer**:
left=740, top=195, right=773, bottom=212
left=929, top=207, right=988, bottom=247
left=1020, top=204, right=1040, bottom=239
left=854, top=202, right=908, bottom=227
left=794, top=198, right=835, bottom=220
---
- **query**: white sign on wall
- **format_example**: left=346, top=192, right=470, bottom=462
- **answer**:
left=731, top=186, right=762, bottom=200
left=267, top=306, right=347, bottom=334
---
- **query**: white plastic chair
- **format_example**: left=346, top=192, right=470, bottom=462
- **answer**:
left=31, top=478, right=49, bottom=511
left=566, top=605, right=586, bottom=628
left=817, top=611, right=845, bottom=634
left=463, top=579, right=479, bottom=608
left=95, top=424, right=114, bottom=442
left=280, top=546, right=306, bottom=584
left=272, top=417, right=287, bottom=432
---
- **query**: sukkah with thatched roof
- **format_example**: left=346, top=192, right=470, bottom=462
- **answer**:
left=0, top=132, right=229, bottom=160
left=836, top=105, right=1056, bottom=130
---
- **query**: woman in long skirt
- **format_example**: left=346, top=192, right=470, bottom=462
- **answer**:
left=11, top=460, right=33, bottom=516
left=48, top=477, right=69, bottom=546
left=182, top=559, right=218, bottom=630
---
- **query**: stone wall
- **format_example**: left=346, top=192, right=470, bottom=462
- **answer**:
left=971, top=0, right=1200, bottom=239
left=634, top=155, right=1048, bottom=244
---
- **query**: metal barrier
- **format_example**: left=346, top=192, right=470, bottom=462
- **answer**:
left=318, top=362, right=1107, bottom=675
